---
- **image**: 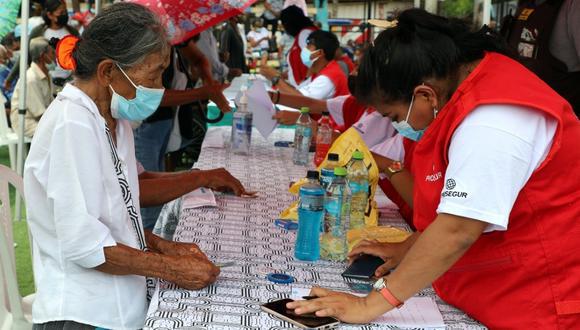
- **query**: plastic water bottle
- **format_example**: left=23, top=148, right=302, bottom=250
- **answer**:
left=295, top=170, right=325, bottom=261
left=320, top=153, right=339, bottom=190
left=347, top=151, right=369, bottom=229
left=314, top=112, right=332, bottom=166
left=320, top=167, right=351, bottom=261
left=231, top=86, right=252, bottom=154
left=293, top=107, right=312, bottom=165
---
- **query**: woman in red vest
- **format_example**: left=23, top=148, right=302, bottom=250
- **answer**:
left=287, top=9, right=580, bottom=329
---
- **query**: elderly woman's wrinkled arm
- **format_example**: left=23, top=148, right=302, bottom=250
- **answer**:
left=95, top=236, right=220, bottom=290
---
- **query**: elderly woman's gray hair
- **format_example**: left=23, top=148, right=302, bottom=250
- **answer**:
left=29, top=37, right=51, bottom=63
left=72, top=2, right=169, bottom=79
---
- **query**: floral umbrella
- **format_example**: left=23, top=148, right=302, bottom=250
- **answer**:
left=0, top=0, right=21, bottom=39
left=129, top=0, right=258, bottom=45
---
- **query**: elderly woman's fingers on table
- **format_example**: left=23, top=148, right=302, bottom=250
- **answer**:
left=168, top=254, right=220, bottom=290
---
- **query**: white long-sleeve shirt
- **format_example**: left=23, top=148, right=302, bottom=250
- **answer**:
left=24, top=84, right=147, bottom=329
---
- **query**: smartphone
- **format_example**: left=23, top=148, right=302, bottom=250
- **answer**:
left=261, top=298, right=339, bottom=329
left=274, top=141, right=294, bottom=147
left=341, top=254, right=386, bottom=280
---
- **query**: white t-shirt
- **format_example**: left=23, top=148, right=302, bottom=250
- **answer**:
left=298, top=74, right=335, bottom=100
left=326, top=96, right=396, bottom=146
left=287, top=28, right=314, bottom=87
left=247, top=28, right=270, bottom=50
left=437, top=104, right=557, bottom=232
left=24, top=84, right=147, bottom=329
left=43, top=27, right=72, bottom=79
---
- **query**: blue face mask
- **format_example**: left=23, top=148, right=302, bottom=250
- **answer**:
left=109, top=64, right=164, bottom=121
left=391, top=95, right=426, bottom=141
left=300, top=47, right=320, bottom=68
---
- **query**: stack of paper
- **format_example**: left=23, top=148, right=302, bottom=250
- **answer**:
left=182, top=188, right=217, bottom=209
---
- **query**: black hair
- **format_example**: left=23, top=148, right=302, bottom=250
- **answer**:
left=1, top=33, right=17, bottom=48
left=42, top=0, right=65, bottom=27
left=280, top=5, right=314, bottom=37
left=71, top=2, right=169, bottom=80
left=307, top=30, right=339, bottom=62
left=355, top=9, right=508, bottom=104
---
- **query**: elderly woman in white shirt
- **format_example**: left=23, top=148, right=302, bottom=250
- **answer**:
left=24, top=3, right=219, bottom=330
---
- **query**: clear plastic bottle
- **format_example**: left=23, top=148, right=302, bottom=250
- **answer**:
left=293, top=107, right=312, bottom=165
left=320, top=153, right=339, bottom=190
left=295, top=170, right=325, bottom=261
left=231, top=86, right=253, bottom=154
left=314, top=111, right=332, bottom=166
left=347, top=150, right=369, bottom=229
left=320, top=167, right=351, bottom=261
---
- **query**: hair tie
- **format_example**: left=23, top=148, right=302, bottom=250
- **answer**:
left=56, top=35, right=80, bottom=71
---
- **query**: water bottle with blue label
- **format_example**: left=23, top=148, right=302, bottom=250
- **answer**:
left=347, top=150, right=369, bottom=229
left=295, top=170, right=325, bottom=261
left=320, top=167, right=351, bottom=261
left=293, top=107, right=312, bottom=165
left=320, top=153, right=339, bottom=189
left=231, top=86, right=253, bottom=155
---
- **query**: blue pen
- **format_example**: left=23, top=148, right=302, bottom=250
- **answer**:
left=274, top=219, right=299, bottom=230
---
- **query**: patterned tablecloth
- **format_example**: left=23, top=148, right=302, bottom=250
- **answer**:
left=145, top=128, right=486, bottom=330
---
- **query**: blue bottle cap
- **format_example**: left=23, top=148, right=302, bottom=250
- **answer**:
left=267, top=273, right=295, bottom=284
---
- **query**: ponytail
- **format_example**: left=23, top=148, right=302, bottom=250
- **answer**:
left=355, top=9, right=508, bottom=104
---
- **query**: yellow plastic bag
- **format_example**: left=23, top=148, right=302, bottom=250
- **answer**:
left=347, top=226, right=411, bottom=252
left=279, top=128, right=380, bottom=226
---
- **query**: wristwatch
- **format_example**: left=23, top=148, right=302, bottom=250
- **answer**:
left=385, top=161, right=404, bottom=179
left=373, top=277, right=404, bottom=308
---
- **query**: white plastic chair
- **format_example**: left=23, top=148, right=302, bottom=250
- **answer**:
left=0, top=94, right=32, bottom=171
left=0, top=165, right=33, bottom=330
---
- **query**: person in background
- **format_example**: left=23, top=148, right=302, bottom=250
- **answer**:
left=6, top=0, right=80, bottom=89
left=1, top=33, right=20, bottom=95
left=24, top=4, right=220, bottom=329
left=197, top=28, right=243, bottom=83
left=221, top=16, right=248, bottom=73
left=269, top=5, right=316, bottom=87
left=502, top=0, right=580, bottom=117
left=335, top=47, right=355, bottom=76
left=284, top=0, right=308, bottom=16
left=277, top=24, right=294, bottom=72
left=262, top=0, right=284, bottom=39
left=0, top=45, right=14, bottom=108
left=133, top=36, right=230, bottom=231
left=288, top=9, right=580, bottom=328
left=261, top=30, right=348, bottom=102
left=247, top=19, right=271, bottom=67
left=10, top=37, right=54, bottom=137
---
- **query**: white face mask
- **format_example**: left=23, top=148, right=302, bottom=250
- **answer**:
left=391, top=94, right=438, bottom=141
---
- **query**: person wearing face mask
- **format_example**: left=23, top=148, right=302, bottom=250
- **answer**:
left=247, top=19, right=271, bottom=67
left=24, top=4, right=221, bottom=329
left=9, top=37, right=55, bottom=137
left=287, top=9, right=580, bottom=328
left=262, top=30, right=348, bottom=106
left=5, top=0, right=80, bottom=91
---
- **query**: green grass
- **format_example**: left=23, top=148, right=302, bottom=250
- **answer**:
left=0, top=146, right=35, bottom=297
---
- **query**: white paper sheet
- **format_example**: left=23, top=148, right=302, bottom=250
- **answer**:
left=182, top=187, right=217, bottom=209
left=246, top=80, right=278, bottom=138
left=290, top=287, right=445, bottom=329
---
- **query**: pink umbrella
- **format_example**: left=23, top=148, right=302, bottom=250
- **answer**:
left=130, top=0, right=258, bottom=45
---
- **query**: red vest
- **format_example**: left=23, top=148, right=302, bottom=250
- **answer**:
left=411, top=52, right=580, bottom=328
left=342, top=95, right=367, bottom=130
left=317, top=60, right=349, bottom=98
left=288, top=27, right=317, bottom=86
left=310, top=61, right=349, bottom=131
left=378, top=138, right=416, bottom=229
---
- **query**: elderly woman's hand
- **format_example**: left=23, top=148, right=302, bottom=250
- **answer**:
left=166, top=254, right=220, bottom=290
left=286, top=287, right=388, bottom=324
left=158, top=240, right=209, bottom=260
left=201, top=168, right=257, bottom=197
left=272, top=110, right=300, bottom=125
